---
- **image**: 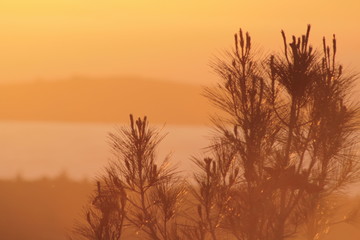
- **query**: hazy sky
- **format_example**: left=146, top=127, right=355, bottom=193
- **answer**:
left=0, top=0, right=359, bottom=84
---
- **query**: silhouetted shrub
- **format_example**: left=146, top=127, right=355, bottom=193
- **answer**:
left=73, top=26, right=360, bottom=240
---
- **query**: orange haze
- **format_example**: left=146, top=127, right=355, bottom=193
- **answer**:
left=0, top=77, right=212, bottom=124
left=0, top=0, right=359, bottom=85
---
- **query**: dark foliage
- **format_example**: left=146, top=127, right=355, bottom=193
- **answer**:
left=73, top=26, right=360, bottom=240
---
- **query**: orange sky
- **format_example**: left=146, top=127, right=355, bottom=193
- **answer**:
left=0, top=0, right=359, bottom=84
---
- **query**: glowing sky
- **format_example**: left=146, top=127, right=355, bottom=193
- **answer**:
left=0, top=0, right=359, bottom=84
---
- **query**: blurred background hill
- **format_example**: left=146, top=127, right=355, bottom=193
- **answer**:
left=0, top=77, right=212, bottom=125
left=0, top=176, right=359, bottom=240
left=0, top=175, right=92, bottom=240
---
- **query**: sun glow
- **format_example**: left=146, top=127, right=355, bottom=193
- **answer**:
left=0, top=0, right=358, bottom=84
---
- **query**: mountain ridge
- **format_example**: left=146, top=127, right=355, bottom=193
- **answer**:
left=0, top=76, right=214, bottom=125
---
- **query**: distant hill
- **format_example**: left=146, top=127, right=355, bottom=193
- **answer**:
left=0, top=175, right=92, bottom=240
left=0, top=77, right=214, bottom=125
left=0, top=176, right=359, bottom=240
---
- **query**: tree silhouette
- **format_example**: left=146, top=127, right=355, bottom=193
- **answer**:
left=73, top=179, right=126, bottom=240
left=203, top=25, right=360, bottom=240
left=186, top=143, right=238, bottom=240
left=73, top=25, right=360, bottom=240
left=72, top=115, right=185, bottom=240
